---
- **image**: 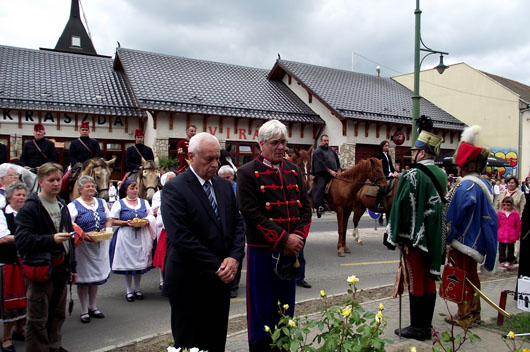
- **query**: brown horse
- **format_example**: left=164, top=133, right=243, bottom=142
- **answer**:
left=353, top=175, right=400, bottom=243
left=326, top=158, right=387, bottom=257
left=126, top=158, right=159, bottom=202
left=288, top=146, right=313, bottom=190
left=71, top=157, right=115, bottom=202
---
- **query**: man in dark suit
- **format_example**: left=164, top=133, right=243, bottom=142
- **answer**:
left=161, top=132, right=245, bottom=352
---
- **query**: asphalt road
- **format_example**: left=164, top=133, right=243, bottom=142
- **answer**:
left=13, top=212, right=400, bottom=352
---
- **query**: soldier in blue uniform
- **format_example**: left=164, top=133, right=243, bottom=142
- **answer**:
left=237, top=120, right=312, bottom=351
left=125, top=128, right=154, bottom=172
left=19, top=124, right=57, bottom=170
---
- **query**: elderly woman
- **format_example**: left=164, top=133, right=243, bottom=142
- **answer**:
left=152, top=172, right=176, bottom=290
left=109, top=179, right=156, bottom=302
left=495, top=176, right=526, bottom=213
left=0, top=182, right=28, bottom=352
left=0, top=165, right=21, bottom=210
left=67, top=175, right=112, bottom=324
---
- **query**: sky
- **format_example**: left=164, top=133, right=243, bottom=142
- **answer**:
left=1, top=0, right=529, bottom=85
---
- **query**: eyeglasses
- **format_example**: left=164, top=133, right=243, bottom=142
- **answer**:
left=266, top=139, right=287, bottom=147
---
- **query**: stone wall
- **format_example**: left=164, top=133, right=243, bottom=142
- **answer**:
left=339, top=143, right=356, bottom=169
left=153, top=138, right=169, bottom=158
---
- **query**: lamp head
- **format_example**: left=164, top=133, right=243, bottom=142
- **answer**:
left=436, top=55, right=448, bottom=74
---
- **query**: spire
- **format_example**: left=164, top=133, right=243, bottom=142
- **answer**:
left=54, top=0, right=97, bottom=55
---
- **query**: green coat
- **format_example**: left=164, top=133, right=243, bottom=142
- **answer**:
left=388, top=163, right=448, bottom=275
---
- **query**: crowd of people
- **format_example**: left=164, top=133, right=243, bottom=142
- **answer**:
left=0, top=120, right=529, bottom=351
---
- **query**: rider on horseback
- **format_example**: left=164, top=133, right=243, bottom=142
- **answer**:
left=125, top=128, right=154, bottom=172
left=310, top=134, right=341, bottom=218
left=19, top=123, right=58, bottom=170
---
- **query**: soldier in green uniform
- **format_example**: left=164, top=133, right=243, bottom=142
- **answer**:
left=387, top=130, right=447, bottom=341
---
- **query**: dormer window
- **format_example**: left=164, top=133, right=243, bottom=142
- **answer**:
left=71, top=36, right=81, bottom=47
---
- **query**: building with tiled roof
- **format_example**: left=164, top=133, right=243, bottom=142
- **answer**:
left=393, top=62, right=530, bottom=178
left=268, top=59, right=464, bottom=167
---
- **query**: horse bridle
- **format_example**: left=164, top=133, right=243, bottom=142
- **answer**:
left=138, top=165, right=159, bottom=193
left=89, top=165, right=109, bottom=194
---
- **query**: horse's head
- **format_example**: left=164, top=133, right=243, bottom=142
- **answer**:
left=367, top=158, right=387, bottom=187
left=139, top=158, right=159, bottom=202
left=290, top=147, right=312, bottom=184
left=85, top=157, right=113, bottom=200
left=219, top=148, right=237, bottom=173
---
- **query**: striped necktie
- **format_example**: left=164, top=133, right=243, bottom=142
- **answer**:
left=203, top=181, right=220, bottom=220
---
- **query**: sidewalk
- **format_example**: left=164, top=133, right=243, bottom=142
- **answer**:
left=225, top=274, right=529, bottom=351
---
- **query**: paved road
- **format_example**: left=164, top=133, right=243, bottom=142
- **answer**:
left=14, top=212, right=399, bottom=352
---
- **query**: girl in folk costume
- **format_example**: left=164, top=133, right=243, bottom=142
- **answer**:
left=445, top=125, right=498, bottom=328
left=109, top=179, right=156, bottom=302
left=497, top=197, right=521, bottom=269
left=67, top=176, right=113, bottom=324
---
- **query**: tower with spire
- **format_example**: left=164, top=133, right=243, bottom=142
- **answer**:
left=54, top=0, right=97, bottom=55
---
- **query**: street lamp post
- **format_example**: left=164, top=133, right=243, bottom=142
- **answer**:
left=411, top=0, right=449, bottom=146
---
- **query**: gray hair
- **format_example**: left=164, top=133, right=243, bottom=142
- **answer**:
left=77, top=175, right=96, bottom=192
left=258, top=120, right=288, bottom=143
left=0, top=164, right=19, bottom=178
left=218, top=165, right=235, bottom=176
left=5, top=181, right=27, bottom=201
left=188, top=132, right=220, bottom=155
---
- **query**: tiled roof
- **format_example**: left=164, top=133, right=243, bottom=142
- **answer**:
left=270, top=60, right=465, bottom=131
left=481, top=71, right=530, bottom=105
left=0, top=45, right=143, bottom=117
left=115, top=48, right=323, bottom=124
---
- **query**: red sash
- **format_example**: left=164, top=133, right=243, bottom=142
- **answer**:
left=3, top=264, right=26, bottom=310
left=153, top=229, right=167, bottom=271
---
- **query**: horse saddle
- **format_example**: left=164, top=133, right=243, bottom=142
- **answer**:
left=324, top=180, right=333, bottom=195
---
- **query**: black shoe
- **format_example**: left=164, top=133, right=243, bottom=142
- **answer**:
left=88, top=309, right=105, bottom=319
left=134, top=291, right=144, bottom=300
left=296, top=280, right=312, bottom=288
left=316, top=206, right=324, bottom=218
left=80, top=313, right=90, bottom=324
left=394, top=326, right=431, bottom=341
left=230, top=288, right=238, bottom=298
left=11, top=330, right=25, bottom=341
left=126, top=293, right=134, bottom=302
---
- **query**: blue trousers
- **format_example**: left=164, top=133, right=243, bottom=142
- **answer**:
left=246, top=246, right=296, bottom=346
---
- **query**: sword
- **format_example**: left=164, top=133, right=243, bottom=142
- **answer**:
left=448, top=258, right=511, bottom=318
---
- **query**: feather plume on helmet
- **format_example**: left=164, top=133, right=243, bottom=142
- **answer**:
left=453, top=125, right=489, bottom=172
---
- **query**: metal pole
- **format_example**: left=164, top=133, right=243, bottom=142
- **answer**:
left=411, top=0, right=422, bottom=147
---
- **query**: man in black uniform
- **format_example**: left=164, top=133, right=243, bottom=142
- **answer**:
left=311, top=134, right=341, bottom=218
left=68, top=121, right=101, bottom=168
left=125, top=128, right=154, bottom=172
left=19, top=124, right=57, bottom=170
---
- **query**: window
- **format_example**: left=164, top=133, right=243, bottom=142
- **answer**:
left=71, top=36, right=81, bottom=47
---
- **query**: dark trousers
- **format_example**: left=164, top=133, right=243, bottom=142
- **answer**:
left=295, top=249, right=306, bottom=283
left=499, top=242, right=515, bottom=263
left=25, top=274, right=68, bottom=352
left=167, top=271, right=231, bottom=352
left=311, top=175, right=331, bottom=208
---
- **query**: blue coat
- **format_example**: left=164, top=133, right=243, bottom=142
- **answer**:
left=446, top=175, right=498, bottom=271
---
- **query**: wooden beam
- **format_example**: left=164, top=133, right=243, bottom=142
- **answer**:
left=313, top=125, right=318, bottom=140
left=203, top=115, right=209, bottom=132
left=75, top=113, right=79, bottom=130
left=219, top=116, right=224, bottom=133
left=169, top=112, right=174, bottom=130
left=376, top=123, right=382, bottom=139
left=365, top=122, right=371, bottom=138
left=308, top=90, right=312, bottom=104
left=109, top=115, right=113, bottom=133
left=354, top=121, right=360, bottom=137
left=38, top=111, right=42, bottom=124
left=248, top=119, right=252, bottom=136
left=234, top=118, right=239, bottom=136
left=288, top=75, right=292, bottom=85
left=342, top=120, right=347, bottom=137
left=57, top=112, right=61, bottom=130
left=300, top=123, right=305, bottom=139
left=406, top=126, right=411, bottom=141
left=386, top=124, right=391, bottom=139
left=287, top=122, right=293, bottom=138
left=92, top=115, right=96, bottom=132
left=125, top=117, right=129, bottom=134
left=152, top=111, right=157, bottom=130
left=450, top=131, right=455, bottom=144
left=186, top=114, right=191, bottom=128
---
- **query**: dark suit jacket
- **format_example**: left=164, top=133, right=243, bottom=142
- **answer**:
left=160, top=168, right=245, bottom=351
left=377, top=151, right=395, bottom=176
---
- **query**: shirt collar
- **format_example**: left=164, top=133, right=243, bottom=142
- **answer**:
left=418, top=159, right=435, bottom=166
left=189, top=165, right=210, bottom=186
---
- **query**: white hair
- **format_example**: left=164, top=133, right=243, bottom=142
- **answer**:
left=218, top=165, right=235, bottom=176
left=0, top=164, right=20, bottom=178
left=258, top=120, right=288, bottom=143
left=188, top=132, right=220, bottom=154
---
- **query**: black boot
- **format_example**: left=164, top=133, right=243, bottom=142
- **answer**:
left=422, top=293, right=437, bottom=340
left=395, top=294, right=431, bottom=341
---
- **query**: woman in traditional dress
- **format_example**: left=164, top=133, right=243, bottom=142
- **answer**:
left=67, top=175, right=112, bottom=324
left=152, top=172, right=176, bottom=290
left=109, top=179, right=155, bottom=302
left=0, top=182, right=28, bottom=352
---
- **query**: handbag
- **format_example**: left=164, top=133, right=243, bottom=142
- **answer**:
left=19, top=252, right=52, bottom=282
left=439, top=264, right=467, bottom=303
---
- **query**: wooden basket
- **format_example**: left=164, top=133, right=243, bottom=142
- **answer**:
left=88, top=231, right=113, bottom=242
left=130, top=218, right=148, bottom=228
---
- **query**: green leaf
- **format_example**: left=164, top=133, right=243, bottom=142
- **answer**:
left=441, top=331, right=452, bottom=343
left=290, top=340, right=298, bottom=351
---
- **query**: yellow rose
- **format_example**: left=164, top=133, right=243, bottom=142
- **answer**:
left=410, top=347, right=417, bottom=352
left=264, top=325, right=271, bottom=333
left=347, top=275, right=359, bottom=284
left=320, top=290, right=326, bottom=298
left=375, top=315, right=382, bottom=323
left=288, top=319, right=296, bottom=327
left=377, top=310, right=383, bottom=319
left=508, top=331, right=515, bottom=340
left=342, top=306, right=352, bottom=318
left=283, top=304, right=289, bottom=310
left=379, top=303, right=385, bottom=311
